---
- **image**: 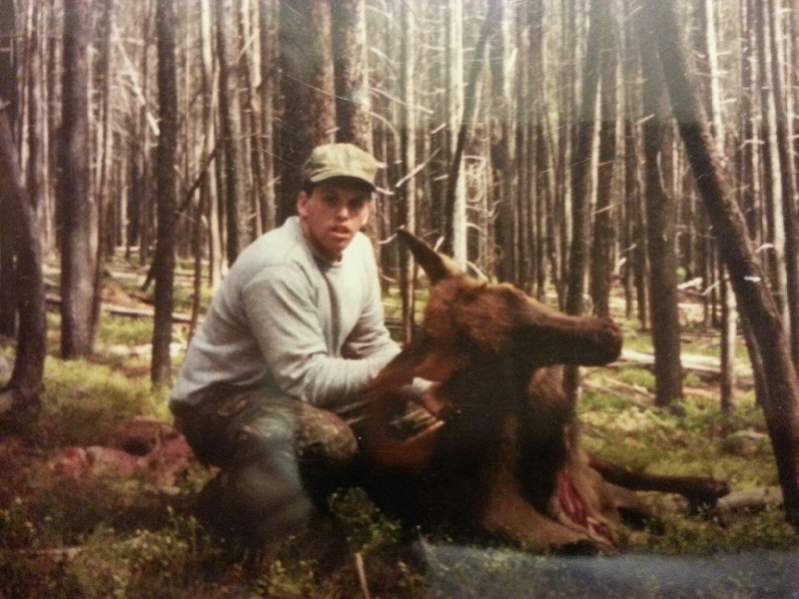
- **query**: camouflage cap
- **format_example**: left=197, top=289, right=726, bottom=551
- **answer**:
left=303, top=143, right=379, bottom=191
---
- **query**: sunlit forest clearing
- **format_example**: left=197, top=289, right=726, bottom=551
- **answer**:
left=1, top=255, right=797, bottom=598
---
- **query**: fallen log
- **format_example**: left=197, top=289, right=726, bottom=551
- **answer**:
left=713, top=486, right=783, bottom=515
left=615, top=349, right=753, bottom=383
left=45, top=295, right=194, bottom=325
left=587, top=454, right=730, bottom=509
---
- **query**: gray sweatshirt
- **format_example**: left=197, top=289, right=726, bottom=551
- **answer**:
left=170, top=217, right=400, bottom=412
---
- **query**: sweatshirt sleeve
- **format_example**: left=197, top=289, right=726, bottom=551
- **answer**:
left=241, top=264, right=394, bottom=408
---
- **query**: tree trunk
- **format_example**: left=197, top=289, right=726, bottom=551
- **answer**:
left=199, top=0, right=222, bottom=285
left=91, top=0, right=113, bottom=343
left=0, top=102, right=46, bottom=416
left=754, top=0, right=786, bottom=323
left=277, top=0, right=335, bottom=224
left=216, top=0, right=247, bottom=265
left=0, top=0, right=17, bottom=339
left=563, top=0, right=608, bottom=405
left=398, top=0, right=416, bottom=342
left=443, top=0, right=495, bottom=264
left=258, top=0, right=276, bottom=232
left=443, top=0, right=467, bottom=265
left=647, top=0, right=799, bottom=527
left=589, top=3, right=617, bottom=319
left=490, top=0, right=515, bottom=284
left=60, top=0, right=97, bottom=358
left=236, top=0, right=265, bottom=240
left=638, top=6, right=683, bottom=408
left=766, top=0, right=799, bottom=367
left=332, top=0, right=371, bottom=150
left=150, top=0, right=178, bottom=386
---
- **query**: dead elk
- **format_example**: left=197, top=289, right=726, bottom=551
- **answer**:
left=360, top=230, right=728, bottom=554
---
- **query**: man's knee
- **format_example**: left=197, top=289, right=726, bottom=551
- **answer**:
left=198, top=450, right=315, bottom=542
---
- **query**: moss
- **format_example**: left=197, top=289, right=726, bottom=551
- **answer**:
left=34, top=356, right=169, bottom=448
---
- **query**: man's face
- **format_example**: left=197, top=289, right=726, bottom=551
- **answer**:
left=297, top=180, right=372, bottom=261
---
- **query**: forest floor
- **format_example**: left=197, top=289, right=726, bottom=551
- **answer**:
left=1, top=254, right=798, bottom=598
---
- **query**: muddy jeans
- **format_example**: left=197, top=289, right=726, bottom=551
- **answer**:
left=171, top=383, right=433, bottom=542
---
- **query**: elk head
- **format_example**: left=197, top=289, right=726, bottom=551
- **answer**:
left=368, top=229, right=623, bottom=394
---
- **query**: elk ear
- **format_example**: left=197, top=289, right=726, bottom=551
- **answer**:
left=397, top=228, right=462, bottom=284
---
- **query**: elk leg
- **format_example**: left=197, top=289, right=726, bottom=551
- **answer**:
left=481, top=483, right=611, bottom=554
left=482, top=447, right=616, bottom=554
left=587, top=453, right=730, bottom=510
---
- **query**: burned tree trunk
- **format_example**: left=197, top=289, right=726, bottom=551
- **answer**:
left=647, top=0, right=799, bottom=527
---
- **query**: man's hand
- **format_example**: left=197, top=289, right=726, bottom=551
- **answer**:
left=417, top=383, right=451, bottom=419
left=369, top=419, right=444, bottom=470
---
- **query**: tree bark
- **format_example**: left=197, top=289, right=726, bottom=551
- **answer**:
left=277, top=0, right=335, bottom=224
left=60, top=0, right=97, bottom=358
left=589, top=3, right=617, bottom=319
left=638, top=7, right=683, bottom=408
left=332, top=0, right=371, bottom=150
left=754, top=0, right=785, bottom=322
left=150, top=0, right=178, bottom=386
left=0, top=103, right=46, bottom=415
left=442, top=0, right=468, bottom=265
left=216, top=0, right=247, bottom=265
left=647, top=0, right=799, bottom=527
left=443, top=0, right=495, bottom=263
left=199, top=0, right=222, bottom=285
left=0, top=0, right=17, bottom=339
left=766, top=0, right=799, bottom=367
left=563, top=0, right=608, bottom=405
left=490, top=0, right=515, bottom=284
left=258, top=0, right=276, bottom=232
left=398, top=0, right=416, bottom=342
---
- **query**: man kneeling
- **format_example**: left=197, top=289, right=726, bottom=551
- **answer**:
left=170, top=143, right=433, bottom=542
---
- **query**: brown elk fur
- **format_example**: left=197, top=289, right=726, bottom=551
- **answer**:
left=357, top=230, right=673, bottom=553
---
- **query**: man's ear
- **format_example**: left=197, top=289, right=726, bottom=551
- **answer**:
left=296, top=191, right=309, bottom=218
left=360, top=201, right=370, bottom=228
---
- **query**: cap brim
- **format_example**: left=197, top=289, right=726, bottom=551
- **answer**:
left=309, top=172, right=377, bottom=192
